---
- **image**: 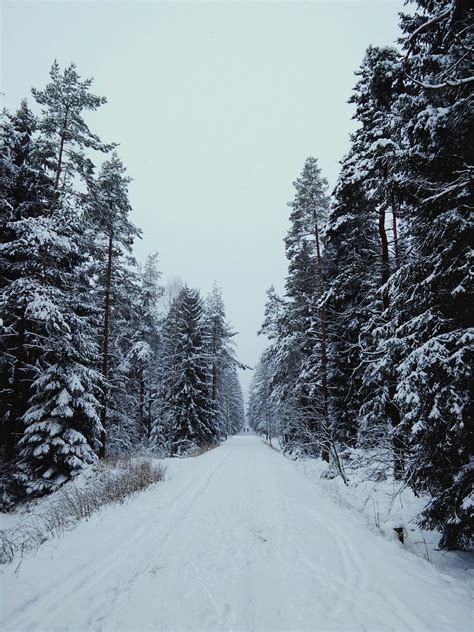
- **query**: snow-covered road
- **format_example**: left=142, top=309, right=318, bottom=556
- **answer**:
left=2, top=435, right=472, bottom=631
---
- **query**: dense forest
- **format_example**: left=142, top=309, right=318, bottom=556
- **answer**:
left=1, top=0, right=472, bottom=556
left=0, top=64, right=245, bottom=503
left=248, top=0, right=473, bottom=551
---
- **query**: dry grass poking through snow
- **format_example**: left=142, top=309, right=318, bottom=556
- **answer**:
left=0, top=457, right=166, bottom=564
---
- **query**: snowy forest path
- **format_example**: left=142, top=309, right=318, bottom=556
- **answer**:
left=2, top=435, right=472, bottom=631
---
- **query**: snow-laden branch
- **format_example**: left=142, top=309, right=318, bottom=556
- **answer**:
left=403, top=71, right=474, bottom=90
left=405, top=8, right=451, bottom=47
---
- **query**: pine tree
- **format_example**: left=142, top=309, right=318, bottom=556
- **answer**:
left=17, top=334, right=102, bottom=495
left=0, top=102, right=54, bottom=469
left=286, top=157, right=330, bottom=458
left=219, top=366, right=245, bottom=436
left=162, top=287, right=216, bottom=455
left=85, top=153, right=141, bottom=457
left=11, top=176, right=103, bottom=495
left=247, top=353, right=276, bottom=442
left=120, top=254, right=163, bottom=443
left=12, top=166, right=105, bottom=493
left=0, top=95, right=105, bottom=496
left=343, top=46, right=407, bottom=477
left=323, top=152, right=378, bottom=447
left=204, top=283, right=241, bottom=439
left=32, top=61, right=113, bottom=210
left=2, top=62, right=113, bottom=494
left=389, top=0, right=474, bottom=549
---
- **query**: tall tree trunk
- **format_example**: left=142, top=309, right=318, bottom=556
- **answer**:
left=211, top=364, right=217, bottom=402
left=378, top=205, right=404, bottom=479
left=50, top=107, right=69, bottom=215
left=147, top=393, right=152, bottom=438
left=378, top=206, right=391, bottom=311
left=320, top=306, right=329, bottom=462
left=211, top=322, right=218, bottom=402
left=99, top=233, right=114, bottom=458
left=313, top=210, right=329, bottom=462
left=391, top=191, right=400, bottom=270
left=265, top=384, right=270, bottom=443
left=211, top=325, right=219, bottom=436
left=5, top=311, right=26, bottom=461
left=139, top=368, right=145, bottom=436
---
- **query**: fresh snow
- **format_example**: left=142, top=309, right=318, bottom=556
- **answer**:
left=2, top=435, right=473, bottom=631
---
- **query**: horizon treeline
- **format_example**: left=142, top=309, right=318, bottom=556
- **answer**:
left=248, top=1, right=472, bottom=551
left=0, top=63, right=245, bottom=504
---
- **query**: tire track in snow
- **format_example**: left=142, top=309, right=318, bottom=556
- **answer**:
left=3, top=436, right=473, bottom=632
left=4, top=447, right=234, bottom=631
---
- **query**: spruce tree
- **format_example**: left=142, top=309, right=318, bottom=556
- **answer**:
left=390, top=0, right=473, bottom=549
left=204, top=283, right=241, bottom=439
left=120, top=254, right=163, bottom=443
left=345, top=46, right=407, bottom=477
left=0, top=92, right=105, bottom=495
left=0, top=102, right=54, bottom=468
left=162, top=287, right=216, bottom=455
left=85, top=153, right=141, bottom=456
left=247, top=353, right=276, bottom=441
left=286, top=157, right=330, bottom=458
left=323, top=153, right=378, bottom=447
left=6, top=62, right=113, bottom=493
left=219, top=366, right=245, bottom=436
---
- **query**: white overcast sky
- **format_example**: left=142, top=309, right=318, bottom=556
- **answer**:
left=1, top=0, right=404, bottom=399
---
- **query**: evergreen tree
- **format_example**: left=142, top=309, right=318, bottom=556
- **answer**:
left=323, top=153, right=378, bottom=447
left=204, top=283, right=241, bottom=439
left=85, top=152, right=141, bottom=456
left=119, top=254, right=163, bottom=443
left=389, top=0, right=473, bottom=549
left=285, top=157, right=330, bottom=458
left=1, top=90, right=105, bottom=495
left=17, top=328, right=102, bottom=495
left=247, top=352, right=276, bottom=442
left=219, top=366, right=245, bottom=436
left=0, top=102, right=54, bottom=469
left=162, top=287, right=216, bottom=455
left=342, top=46, right=406, bottom=477
left=32, top=61, right=113, bottom=209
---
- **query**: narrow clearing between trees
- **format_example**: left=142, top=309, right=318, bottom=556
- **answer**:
left=2, top=435, right=472, bottom=631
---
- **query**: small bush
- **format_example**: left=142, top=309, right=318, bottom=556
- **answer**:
left=0, top=458, right=165, bottom=564
left=190, top=443, right=218, bottom=457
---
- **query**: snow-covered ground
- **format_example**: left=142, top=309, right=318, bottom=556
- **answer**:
left=295, top=455, right=474, bottom=591
left=1, top=435, right=473, bottom=631
left=265, top=436, right=474, bottom=591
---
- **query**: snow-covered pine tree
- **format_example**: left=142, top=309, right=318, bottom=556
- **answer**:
left=258, top=286, right=303, bottom=452
left=119, top=253, right=163, bottom=443
left=343, top=46, right=407, bottom=477
left=389, top=0, right=473, bottom=549
left=286, top=157, right=330, bottom=459
left=0, top=102, right=54, bottom=473
left=85, top=152, right=141, bottom=457
left=219, top=366, right=245, bottom=436
left=323, top=151, right=379, bottom=448
left=32, top=61, right=113, bottom=210
left=162, top=286, right=216, bottom=455
left=17, top=328, right=102, bottom=495
left=1, top=65, right=109, bottom=496
left=228, top=369, right=245, bottom=434
left=247, top=352, right=276, bottom=441
left=204, top=283, right=241, bottom=439
left=14, top=187, right=104, bottom=495
left=8, top=62, right=114, bottom=494
left=11, top=177, right=103, bottom=496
